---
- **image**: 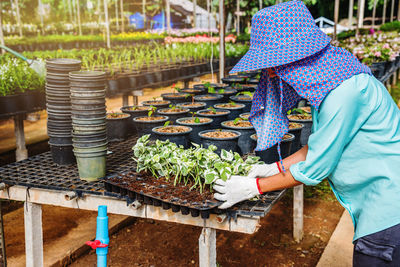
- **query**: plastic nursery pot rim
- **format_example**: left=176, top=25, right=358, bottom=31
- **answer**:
left=177, top=102, right=207, bottom=108
left=176, top=117, right=213, bottom=126
left=221, top=120, right=254, bottom=130
left=213, top=103, right=245, bottom=110
left=46, top=58, right=82, bottom=66
left=48, top=141, right=73, bottom=147
left=194, top=94, right=224, bottom=101
left=132, top=116, right=169, bottom=124
left=73, top=144, right=108, bottom=152
left=157, top=108, right=190, bottom=115
left=69, top=70, right=106, bottom=78
left=198, top=129, right=241, bottom=140
left=196, top=109, right=231, bottom=117
left=152, top=125, right=193, bottom=135
left=287, top=117, right=313, bottom=122
left=120, top=106, right=151, bottom=112
left=229, top=95, right=252, bottom=102
left=250, top=133, right=295, bottom=142
left=106, top=114, right=131, bottom=120
left=74, top=151, right=107, bottom=158
left=288, top=123, right=305, bottom=131
left=141, top=100, right=171, bottom=106
left=239, top=113, right=250, bottom=119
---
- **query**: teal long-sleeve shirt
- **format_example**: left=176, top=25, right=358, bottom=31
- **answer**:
left=290, top=73, right=400, bottom=241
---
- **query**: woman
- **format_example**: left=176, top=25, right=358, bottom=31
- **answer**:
left=213, top=1, right=400, bottom=266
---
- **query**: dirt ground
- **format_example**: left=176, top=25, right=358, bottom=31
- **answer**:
left=70, top=192, right=343, bottom=267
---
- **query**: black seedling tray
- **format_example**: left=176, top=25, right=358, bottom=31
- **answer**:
left=104, top=171, right=223, bottom=219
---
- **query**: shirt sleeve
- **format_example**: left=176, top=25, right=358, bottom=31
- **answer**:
left=290, top=74, right=373, bottom=186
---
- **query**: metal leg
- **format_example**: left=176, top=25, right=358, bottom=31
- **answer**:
left=293, top=185, right=304, bottom=243
left=122, top=94, right=129, bottom=107
left=184, top=80, right=190, bottom=88
left=0, top=201, right=7, bottom=267
left=199, top=228, right=216, bottom=267
left=24, top=202, right=43, bottom=267
left=13, top=114, right=28, bottom=162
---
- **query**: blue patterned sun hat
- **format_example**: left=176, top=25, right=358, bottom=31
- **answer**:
left=230, top=0, right=331, bottom=74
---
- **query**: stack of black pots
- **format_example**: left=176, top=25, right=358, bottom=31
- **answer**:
left=46, top=58, right=82, bottom=165
left=69, top=71, right=107, bottom=182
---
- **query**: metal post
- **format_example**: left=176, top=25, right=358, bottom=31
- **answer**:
left=259, top=0, right=262, bottom=10
left=198, top=228, right=216, bottom=267
left=104, top=0, right=111, bottom=48
left=383, top=0, right=387, bottom=24
left=0, top=2, right=5, bottom=55
left=115, top=0, right=119, bottom=31
left=293, top=185, right=304, bottom=243
left=348, top=0, right=354, bottom=27
left=236, top=0, right=240, bottom=35
left=122, top=94, right=129, bottom=106
left=390, top=0, right=395, bottom=22
left=166, top=0, right=171, bottom=33
left=77, top=0, right=82, bottom=35
left=193, top=0, right=197, bottom=28
left=120, top=0, right=124, bottom=32
left=14, top=114, right=28, bottom=162
left=372, top=0, right=377, bottom=28
left=24, top=202, right=43, bottom=267
left=0, top=202, right=7, bottom=267
left=14, top=0, right=23, bottom=37
left=333, top=0, right=339, bottom=40
left=218, top=0, right=225, bottom=81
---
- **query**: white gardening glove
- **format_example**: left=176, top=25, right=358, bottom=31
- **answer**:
left=213, top=175, right=262, bottom=209
left=247, top=162, right=280, bottom=179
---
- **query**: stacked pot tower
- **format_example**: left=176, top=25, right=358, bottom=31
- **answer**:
left=45, top=59, right=82, bottom=165
left=69, top=71, right=108, bottom=181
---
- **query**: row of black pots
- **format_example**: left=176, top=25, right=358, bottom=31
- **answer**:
left=46, top=58, right=82, bottom=165
left=0, top=91, right=45, bottom=117
left=69, top=71, right=108, bottom=181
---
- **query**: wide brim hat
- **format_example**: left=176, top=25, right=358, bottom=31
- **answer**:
left=230, top=0, right=331, bottom=74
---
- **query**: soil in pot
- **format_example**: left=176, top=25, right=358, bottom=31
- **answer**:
left=251, top=133, right=294, bottom=164
left=214, top=102, right=245, bottom=120
left=176, top=117, right=213, bottom=145
left=288, top=122, right=304, bottom=153
left=157, top=107, right=190, bottom=123
left=152, top=125, right=192, bottom=148
left=132, top=116, right=169, bottom=137
left=106, top=112, right=131, bottom=142
left=181, top=88, right=204, bottom=95
left=141, top=100, right=171, bottom=109
left=199, top=129, right=241, bottom=155
left=194, top=94, right=223, bottom=109
left=239, top=112, right=250, bottom=119
left=161, top=93, right=191, bottom=105
left=229, top=95, right=252, bottom=113
left=288, top=114, right=312, bottom=146
left=196, top=109, right=230, bottom=129
left=177, top=102, right=207, bottom=113
left=222, top=120, right=255, bottom=155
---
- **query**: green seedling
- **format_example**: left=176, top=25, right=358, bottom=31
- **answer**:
left=163, top=121, right=171, bottom=127
left=148, top=105, right=157, bottom=117
left=287, top=108, right=307, bottom=115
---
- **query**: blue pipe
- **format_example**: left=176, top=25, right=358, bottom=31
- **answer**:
left=96, top=205, right=109, bottom=267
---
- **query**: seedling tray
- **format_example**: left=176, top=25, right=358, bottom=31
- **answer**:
left=104, top=171, right=222, bottom=219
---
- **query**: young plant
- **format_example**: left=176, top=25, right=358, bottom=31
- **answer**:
left=207, top=106, right=217, bottom=114
left=148, top=105, right=157, bottom=117
left=189, top=112, right=201, bottom=123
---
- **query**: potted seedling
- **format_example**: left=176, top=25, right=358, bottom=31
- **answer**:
left=199, top=129, right=241, bottom=155
left=176, top=112, right=213, bottom=145
left=132, top=106, right=169, bottom=137
left=177, top=94, right=207, bottom=112
left=221, top=75, right=246, bottom=85
left=209, top=88, right=237, bottom=102
left=239, top=112, right=250, bottom=120
left=193, top=94, right=224, bottom=108
left=161, top=84, right=191, bottom=105
left=106, top=112, right=131, bottom=142
left=181, top=88, right=204, bottom=95
left=214, top=101, right=245, bottom=120
left=196, top=107, right=230, bottom=129
left=221, top=118, right=255, bottom=155
left=288, top=122, right=304, bottom=153
left=230, top=91, right=253, bottom=113
left=250, top=133, right=295, bottom=164
left=152, top=121, right=192, bottom=148
left=287, top=110, right=312, bottom=146
left=157, top=104, right=190, bottom=123
left=120, top=105, right=151, bottom=118
left=141, top=97, right=171, bottom=109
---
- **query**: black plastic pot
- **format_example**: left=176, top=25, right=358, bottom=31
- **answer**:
left=288, top=115, right=313, bottom=147
left=214, top=103, right=245, bottom=120
left=141, top=100, right=171, bottom=109
left=194, top=94, right=224, bottom=108
left=176, top=102, right=207, bottom=113
left=221, top=76, right=246, bottom=85
left=229, top=95, right=252, bottom=113
left=199, top=129, right=241, bottom=155
left=196, top=109, right=230, bottom=129
left=157, top=107, right=190, bottom=123
left=0, top=94, right=23, bottom=115
left=288, top=123, right=304, bottom=153
left=120, top=106, right=150, bottom=118
left=106, top=79, right=119, bottom=96
left=239, top=113, right=250, bottom=120
left=132, top=116, right=169, bottom=136
left=251, top=133, right=295, bottom=164
left=49, top=144, right=76, bottom=165
left=152, top=126, right=192, bottom=148
left=161, top=93, right=191, bottom=105
left=176, top=117, right=213, bottom=145
left=106, top=114, right=131, bottom=142
left=221, top=121, right=255, bottom=155
left=211, top=89, right=237, bottom=102
left=181, top=88, right=204, bottom=96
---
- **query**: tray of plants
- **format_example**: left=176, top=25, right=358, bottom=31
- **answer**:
left=103, top=134, right=264, bottom=219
